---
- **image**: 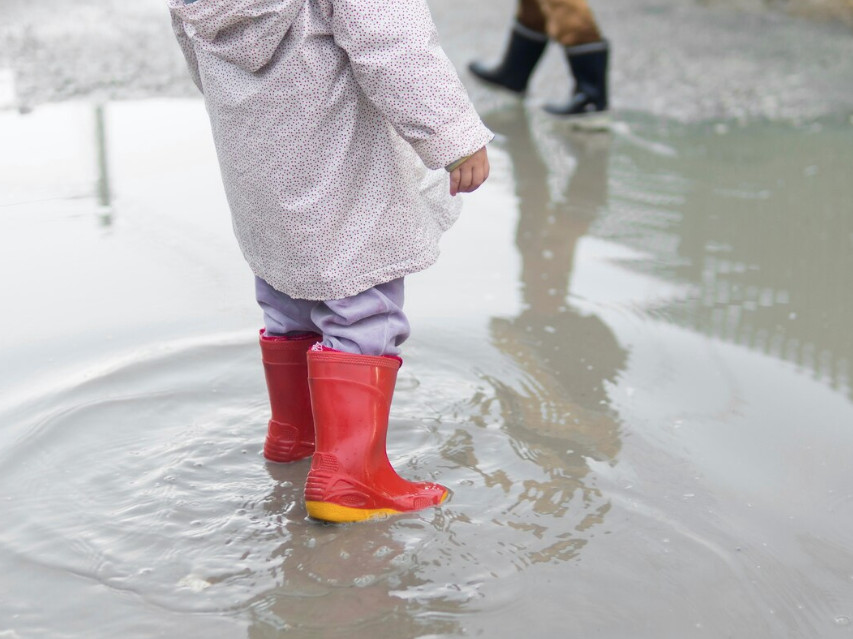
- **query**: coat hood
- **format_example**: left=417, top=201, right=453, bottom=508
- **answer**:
left=167, top=0, right=304, bottom=72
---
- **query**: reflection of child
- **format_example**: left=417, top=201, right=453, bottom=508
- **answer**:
left=168, top=0, right=492, bottom=522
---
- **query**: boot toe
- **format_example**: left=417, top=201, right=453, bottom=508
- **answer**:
left=395, top=482, right=448, bottom=511
left=468, top=60, right=496, bottom=82
left=305, top=474, right=448, bottom=523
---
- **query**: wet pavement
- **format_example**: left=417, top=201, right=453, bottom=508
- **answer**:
left=3, top=0, right=853, bottom=119
left=2, top=1, right=853, bottom=638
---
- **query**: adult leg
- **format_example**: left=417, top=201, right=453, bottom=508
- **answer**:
left=468, top=0, right=549, bottom=94
left=539, top=0, right=610, bottom=118
left=539, top=0, right=602, bottom=46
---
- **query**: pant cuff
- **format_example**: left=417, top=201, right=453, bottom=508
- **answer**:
left=565, top=39, right=609, bottom=55
left=513, top=20, right=550, bottom=43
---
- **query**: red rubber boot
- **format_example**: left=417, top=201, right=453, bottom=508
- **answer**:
left=259, top=330, right=321, bottom=462
left=304, top=348, right=448, bottom=523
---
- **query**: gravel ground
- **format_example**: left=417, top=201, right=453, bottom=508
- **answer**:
left=723, top=0, right=853, bottom=26
left=1, top=0, right=852, bottom=120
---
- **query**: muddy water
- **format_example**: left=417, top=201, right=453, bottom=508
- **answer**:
left=1, top=101, right=852, bottom=638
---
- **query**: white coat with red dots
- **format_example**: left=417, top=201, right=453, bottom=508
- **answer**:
left=168, top=0, right=494, bottom=300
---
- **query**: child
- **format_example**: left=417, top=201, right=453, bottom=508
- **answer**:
left=168, top=0, right=492, bottom=522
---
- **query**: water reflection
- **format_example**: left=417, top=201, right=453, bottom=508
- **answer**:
left=3, top=98, right=852, bottom=638
left=245, top=463, right=462, bottom=638
left=94, top=103, right=114, bottom=226
left=469, top=107, right=626, bottom=560
left=599, top=119, right=853, bottom=401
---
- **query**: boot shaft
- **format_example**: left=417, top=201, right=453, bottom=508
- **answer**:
left=307, top=349, right=400, bottom=466
left=469, top=22, right=548, bottom=94
left=566, top=40, right=609, bottom=111
left=259, top=331, right=320, bottom=462
left=304, top=348, right=448, bottom=521
left=544, top=40, right=610, bottom=117
left=260, top=332, right=319, bottom=418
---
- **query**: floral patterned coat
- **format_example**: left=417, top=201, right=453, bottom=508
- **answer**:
left=168, top=0, right=493, bottom=299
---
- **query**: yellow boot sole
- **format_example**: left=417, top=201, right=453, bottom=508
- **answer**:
left=306, top=492, right=449, bottom=523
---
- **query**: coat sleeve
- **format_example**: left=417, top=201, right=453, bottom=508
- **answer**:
left=330, top=0, right=493, bottom=170
left=170, top=10, right=204, bottom=94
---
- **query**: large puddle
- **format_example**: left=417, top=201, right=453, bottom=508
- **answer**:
left=1, top=100, right=852, bottom=638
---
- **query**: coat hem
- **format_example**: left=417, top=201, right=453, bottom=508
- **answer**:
left=247, top=194, right=462, bottom=301
left=248, top=244, right=442, bottom=301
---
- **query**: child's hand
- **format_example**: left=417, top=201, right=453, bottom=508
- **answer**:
left=450, top=147, right=490, bottom=197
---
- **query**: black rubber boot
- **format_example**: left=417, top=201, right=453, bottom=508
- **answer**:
left=544, top=40, right=609, bottom=117
left=469, top=22, right=549, bottom=94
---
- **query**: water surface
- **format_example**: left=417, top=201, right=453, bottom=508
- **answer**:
left=1, top=101, right=852, bottom=638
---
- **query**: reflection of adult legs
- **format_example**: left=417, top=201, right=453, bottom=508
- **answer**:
left=469, top=0, right=609, bottom=117
left=487, top=124, right=622, bottom=472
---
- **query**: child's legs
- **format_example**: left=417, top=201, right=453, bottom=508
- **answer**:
left=255, top=276, right=410, bottom=357
left=312, top=279, right=410, bottom=357
left=255, top=276, right=319, bottom=336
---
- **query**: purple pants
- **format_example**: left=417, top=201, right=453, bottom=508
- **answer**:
left=255, top=276, right=410, bottom=357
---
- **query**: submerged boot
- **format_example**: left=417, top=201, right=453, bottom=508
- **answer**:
left=304, top=348, right=448, bottom=523
left=544, top=40, right=609, bottom=120
left=259, top=330, right=320, bottom=462
left=469, top=22, right=548, bottom=94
